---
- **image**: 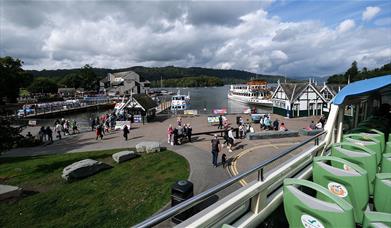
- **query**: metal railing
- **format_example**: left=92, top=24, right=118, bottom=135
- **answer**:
left=134, top=131, right=326, bottom=228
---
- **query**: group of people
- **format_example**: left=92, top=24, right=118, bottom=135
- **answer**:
left=54, top=118, right=79, bottom=140
left=167, top=117, right=193, bottom=145
left=36, top=126, right=53, bottom=143
left=238, top=117, right=254, bottom=139
left=307, top=115, right=326, bottom=130
left=259, top=114, right=288, bottom=131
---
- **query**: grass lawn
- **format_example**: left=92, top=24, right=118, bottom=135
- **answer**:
left=0, top=149, right=189, bottom=227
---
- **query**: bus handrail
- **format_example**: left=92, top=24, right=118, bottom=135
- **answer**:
left=134, top=131, right=326, bottom=228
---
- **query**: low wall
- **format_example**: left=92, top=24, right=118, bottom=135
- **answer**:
left=299, top=128, right=323, bottom=136
left=246, top=130, right=299, bottom=140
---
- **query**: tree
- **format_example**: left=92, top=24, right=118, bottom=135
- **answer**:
left=60, top=73, right=84, bottom=88
left=28, top=77, right=58, bottom=94
left=80, top=64, right=99, bottom=91
left=345, top=61, right=358, bottom=83
left=0, top=56, right=32, bottom=103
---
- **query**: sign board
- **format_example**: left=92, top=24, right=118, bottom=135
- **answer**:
left=208, top=116, right=220, bottom=124
left=28, top=120, right=37, bottom=126
left=133, top=115, right=142, bottom=123
left=115, top=121, right=131, bottom=130
left=212, top=108, right=227, bottom=115
left=184, top=110, right=198, bottom=115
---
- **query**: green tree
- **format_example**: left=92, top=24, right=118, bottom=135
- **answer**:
left=345, top=61, right=358, bottom=83
left=0, top=56, right=32, bottom=103
left=80, top=64, right=98, bottom=91
left=60, top=73, right=83, bottom=88
left=28, top=77, right=58, bottom=94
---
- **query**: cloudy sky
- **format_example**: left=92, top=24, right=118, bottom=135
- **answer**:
left=1, top=0, right=390, bottom=77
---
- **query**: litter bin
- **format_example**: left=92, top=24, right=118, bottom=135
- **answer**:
left=171, top=180, right=194, bottom=224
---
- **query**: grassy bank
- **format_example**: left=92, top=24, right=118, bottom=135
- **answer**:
left=0, top=149, right=189, bottom=227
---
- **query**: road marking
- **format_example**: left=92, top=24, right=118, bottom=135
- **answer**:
left=228, top=142, right=298, bottom=186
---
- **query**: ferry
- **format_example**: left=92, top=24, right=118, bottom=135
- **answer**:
left=171, top=90, right=190, bottom=112
left=136, top=75, right=391, bottom=227
left=228, top=80, right=273, bottom=106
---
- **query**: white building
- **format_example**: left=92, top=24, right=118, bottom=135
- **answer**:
left=271, top=80, right=327, bottom=118
left=100, top=71, right=150, bottom=96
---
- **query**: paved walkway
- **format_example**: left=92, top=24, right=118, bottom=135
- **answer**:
left=3, top=114, right=320, bottom=198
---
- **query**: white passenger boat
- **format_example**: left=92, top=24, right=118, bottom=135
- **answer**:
left=228, top=80, right=273, bottom=106
left=136, top=75, right=391, bottom=228
left=170, top=90, right=190, bottom=112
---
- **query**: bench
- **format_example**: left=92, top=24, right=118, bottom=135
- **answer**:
left=246, top=130, right=299, bottom=140
left=299, top=128, right=323, bottom=136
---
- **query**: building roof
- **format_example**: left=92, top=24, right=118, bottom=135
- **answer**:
left=276, top=82, right=326, bottom=103
left=133, top=94, right=157, bottom=111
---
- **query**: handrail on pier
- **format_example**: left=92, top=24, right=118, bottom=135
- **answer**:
left=134, top=131, right=326, bottom=228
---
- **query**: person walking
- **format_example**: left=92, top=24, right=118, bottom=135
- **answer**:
left=55, top=123, right=62, bottom=140
left=38, top=126, right=45, bottom=142
left=167, top=124, right=173, bottom=144
left=46, top=126, right=53, bottom=143
left=218, top=115, right=223, bottom=129
left=227, top=128, right=235, bottom=153
left=72, top=120, right=79, bottom=134
left=123, top=125, right=129, bottom=141
left=187, top=123, right=192, bottom=143
left=273, top=119, right=279, bottom=131
left=96, top=124, right=103, bottom=140
left=211, top=134, right=221, bottom=167
left=91, top=118, right=96, bottom=131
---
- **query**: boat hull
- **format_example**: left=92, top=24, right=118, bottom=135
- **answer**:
left=228, top=94, right=272, bottom=107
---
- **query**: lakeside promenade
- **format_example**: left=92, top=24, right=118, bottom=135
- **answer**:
left=3, top=114, right=319, bottom=195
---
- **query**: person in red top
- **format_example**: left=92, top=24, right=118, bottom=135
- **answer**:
left=167, top=124, right=173, bottom=144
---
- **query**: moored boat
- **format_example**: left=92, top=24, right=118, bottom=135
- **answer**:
left=228, top=79, right=273, bottom=106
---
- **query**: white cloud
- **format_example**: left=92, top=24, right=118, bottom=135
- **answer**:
left=1, top=1, right=390, bottom=77
left=337, top=19, right=355, bottom=33
left=362, top=6, right=381, bottom=21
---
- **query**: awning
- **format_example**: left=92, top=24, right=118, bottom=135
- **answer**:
left=332, top=75, right=391, bottom=105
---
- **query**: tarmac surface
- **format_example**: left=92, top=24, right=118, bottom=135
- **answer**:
left=4, top=113, right=321, bottom=196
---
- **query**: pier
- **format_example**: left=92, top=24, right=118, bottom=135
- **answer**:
left=23, top=101, right=115, bottom=118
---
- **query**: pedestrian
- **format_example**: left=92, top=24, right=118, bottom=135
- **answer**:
left=279, top=122, right=288, bottom=131
left=319, top=115, right=326, bottom=128
left=211, top=134, right=221, bottom=167
left=218, top=115, right=223, bottom=129
left=227, top=128, right=235, bottom=153
left=55, top=123, right=62, bottom=140
left=177, top=125, right=184, bottom=144
left=187, top=123, right=192, bottom=142
left=46, top=126, right=53, bottom=143
left=273, top=119, right=279, bottom=131
left=72, top=120, right=79, bottom=134
left=167, top=124, right=173, bottom=144
left=123, top=125, right=129, bottom=141
left=309, top=120, right=316, bottom=130
left=173, top=127, right=178, bottom=145
left=96, top=124, right=103, bottom=140
left=91, top=118, right=96, bottom=131
left=38, top=126, right=45, bottom=142
left=177, top=116, right=182, bottom=126
left=239, top=124, right=244, bottom=139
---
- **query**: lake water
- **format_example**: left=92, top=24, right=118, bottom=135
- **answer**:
left=34, top=85, right=272, bottom=128
left=164, top=85, right=272, bottom=114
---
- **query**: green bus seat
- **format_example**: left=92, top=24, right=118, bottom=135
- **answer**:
left=283, top=178, right=355, bottom=228
left=374, top=173, right=391, bottom=213
left=363, top=211, right=391, bottom=228
left=349, top=128, right=385, bottom=153
left=331, top=143, right=377, bottom=195
left=386, top=142, right=391, bottom=153
left=343, top=134, right=382, bottom=165
left=313, top=156, right=369, bottom=224
left=381, top=153, right=391, bottom=173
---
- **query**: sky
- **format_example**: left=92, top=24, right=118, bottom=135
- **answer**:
left=0, top=0, right=390, bottom=77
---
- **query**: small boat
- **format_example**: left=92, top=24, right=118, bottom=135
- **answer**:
left=228, top=79, right=273, bottom=106
left=170, top=90, right=190, bottom=112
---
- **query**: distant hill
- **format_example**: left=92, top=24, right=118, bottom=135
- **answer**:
left=27, top=66, right=292, bottom=84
